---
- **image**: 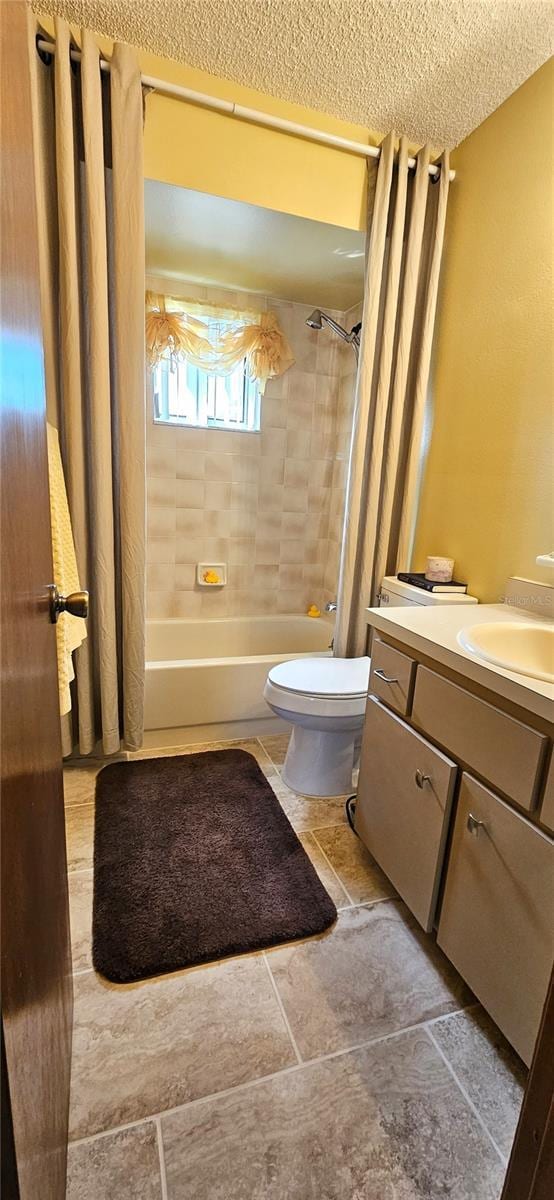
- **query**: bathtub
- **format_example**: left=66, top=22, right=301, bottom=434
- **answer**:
left=144, top=615, right=333, bottom=733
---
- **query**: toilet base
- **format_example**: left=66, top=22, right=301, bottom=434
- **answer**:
left=282, top=725, right=358, bottom=798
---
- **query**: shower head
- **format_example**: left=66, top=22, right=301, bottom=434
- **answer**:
left=305, top=309, right=361, bottom=359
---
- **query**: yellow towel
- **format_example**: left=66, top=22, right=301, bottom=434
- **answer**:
left=46, top=423, right=87, bottom=715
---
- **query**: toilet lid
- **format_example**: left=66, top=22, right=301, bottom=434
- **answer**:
left=268, top=656, right=370, bottom=699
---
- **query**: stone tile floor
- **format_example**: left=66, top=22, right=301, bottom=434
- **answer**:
left=64, top=734, right=526, bottom=1199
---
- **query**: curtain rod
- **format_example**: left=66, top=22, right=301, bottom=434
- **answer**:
left=36, top=36, right=456, bottom=182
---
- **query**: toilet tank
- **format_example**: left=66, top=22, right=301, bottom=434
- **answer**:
left=379, top=575, right=479, bottom=608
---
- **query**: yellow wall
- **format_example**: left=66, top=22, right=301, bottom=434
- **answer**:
left=413, top=59, right=554, bottom=601
left=139, top=51, right=373, bottom=231
left=37, top=15, right=372, bottom=230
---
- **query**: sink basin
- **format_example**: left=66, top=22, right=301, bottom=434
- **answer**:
left=458, top=622, right=554, bottom=683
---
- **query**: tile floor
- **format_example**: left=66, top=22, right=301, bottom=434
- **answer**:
left=64, top=734, right=526, bottom=1199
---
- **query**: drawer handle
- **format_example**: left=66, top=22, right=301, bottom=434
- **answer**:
left=374, top=668, right=399, bottom=684
left=414, top=769, right=431, bottom=789
left=467, top=812, right=486, bottom=837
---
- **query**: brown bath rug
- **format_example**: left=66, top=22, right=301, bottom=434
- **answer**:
left=92, top=749, right=337, bottom=983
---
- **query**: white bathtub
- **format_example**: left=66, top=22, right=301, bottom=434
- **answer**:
left=144, top=615, right=333, bottom=733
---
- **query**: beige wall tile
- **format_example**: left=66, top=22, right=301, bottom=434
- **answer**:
left=263, top=458, right=285, bottom=485
left=277, top=589, right=310, bottom=613
left=147, top=475, right=175, bottom=508
left=280, top=540, right=305, bottom=564
left=228, top=509, right=256, bottom=538
left=255, top=538, right=280, bottom=564
left=146, top=591, right=176, bottom=619
left=204, top=452, right=233, bottom=481
left=279, top=564, right=302, bottom=590
left=147, top=443, right=176, bottom=477
left=231, top=482, right=258, bottom=510
left=231, top=455, right=259, bottom=484
left=175, top=564, right=196, bottom=591
left=176, top=479, right=205, bottom=509
left=286, top=429, right=311, bottom=459
left=177, top=450, right=205, bottom=480
left=228, top=537, right=255, bottom=565
left=202, top=537, right=231, bottom=561
left=254, top=563, right=279, bottom=589
left=259, top=482, right=284, bottom=512
left=284, top=460, right=309, bottom=489
left=281, top=512, right=305, bottom=539
left=261, top=395, right=287, bottom=428
left=201, top=589, right=229, bottom=616
left=147, top=506, right=175, bottom=538
left=176, top=509, right=204, bottom=538
left=256, top=512, right=282, bottom=540
left=147, top=563, right=175, bottom=593
left=204, top=509, right=231, bottom=537
left=283, top=486, right=308, bottom=513
left=261, top=428, right=287, bottom=458
left=204, top=481, right=231, bottom=510
left=175, top=535, right=204, bottom=564
left=147, top=537, right=175, bottom=564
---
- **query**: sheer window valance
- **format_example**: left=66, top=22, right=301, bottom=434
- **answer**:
left=145, top=291, right=294, bottom=393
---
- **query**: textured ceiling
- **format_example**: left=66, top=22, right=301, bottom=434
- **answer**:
left=145, top=180, right=365, bottom=308
left=36, top=1, right=553, bottom=147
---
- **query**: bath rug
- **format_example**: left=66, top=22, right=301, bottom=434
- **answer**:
left=92, top=749, right=337, bottom=983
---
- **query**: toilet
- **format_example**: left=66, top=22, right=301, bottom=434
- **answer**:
left=264, top=576, right=478, bottom=797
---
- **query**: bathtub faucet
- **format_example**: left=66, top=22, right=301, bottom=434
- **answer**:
left=325, top=602, right=337, bottom=613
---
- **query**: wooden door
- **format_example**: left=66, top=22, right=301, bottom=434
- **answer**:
left=1, top=4, right=73, bottom=1198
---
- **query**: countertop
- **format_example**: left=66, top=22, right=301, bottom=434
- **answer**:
left=366, top=602, right=554, bottom=722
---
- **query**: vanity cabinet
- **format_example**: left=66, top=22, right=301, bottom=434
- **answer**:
left=356, top=635, right=554, bottom=1066
left=412, top=666, right=547, bottom=811
left=355, top=697, right=457, bottom=931
left=437, top=774, right=554, bottom=1065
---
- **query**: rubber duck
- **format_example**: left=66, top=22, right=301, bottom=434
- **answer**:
left=203, top=569, right=221, bottom=585
left=307, top=604, right=321, bottom=618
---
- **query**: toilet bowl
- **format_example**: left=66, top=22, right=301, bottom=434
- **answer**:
left=263, top=656, right=370, bottom=797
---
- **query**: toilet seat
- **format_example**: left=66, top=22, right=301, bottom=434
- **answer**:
left=264, top=656, right=370, bottom=719
left=268, top=656, right=370, bottom=698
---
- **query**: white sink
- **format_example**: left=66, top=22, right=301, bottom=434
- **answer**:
left=458, top=622, right=554, bottom=683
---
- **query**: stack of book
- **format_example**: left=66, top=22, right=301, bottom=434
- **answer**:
left=397, top=571, right=468, bottom=595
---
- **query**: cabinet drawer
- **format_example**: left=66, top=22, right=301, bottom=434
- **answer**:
left=412, top=666, right=547, bottom=811
left=438, top=774, right=554, bottom=1066
left=369, top=638, right=416, bottom=716
left=355, top=696, right=457, bottom=931
left=539, top=755, right=554, bottom=834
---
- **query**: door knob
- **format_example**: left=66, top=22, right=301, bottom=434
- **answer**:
left=48, top=584, right=89, bottom=624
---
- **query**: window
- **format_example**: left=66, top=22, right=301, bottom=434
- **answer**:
left=152, top=317, right=260, bottom=432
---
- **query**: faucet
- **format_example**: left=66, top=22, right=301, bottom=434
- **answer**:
left=325, top=601, right=337, bottom=613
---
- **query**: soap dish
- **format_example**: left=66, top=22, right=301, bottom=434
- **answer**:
left=197, top=563, right=227, bottom=587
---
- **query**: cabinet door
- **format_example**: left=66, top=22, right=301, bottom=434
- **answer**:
left=355, top=696, right=457, bottom=931
left=438, top=774, right=554, bottom=1066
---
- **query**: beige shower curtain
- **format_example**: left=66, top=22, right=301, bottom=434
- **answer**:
left=31, top=17, right=146, bottom=754
left=334, top=133, right=450, bottom=658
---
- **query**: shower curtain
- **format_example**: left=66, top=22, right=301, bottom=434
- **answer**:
left=335, top=132, right=450, bottom=658
left=31, top=18, right=146, bottom=754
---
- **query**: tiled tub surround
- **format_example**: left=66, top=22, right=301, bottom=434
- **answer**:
left=64, top=736, right=525, bottom=1199
left=146, top=279, right=361, bottom=620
